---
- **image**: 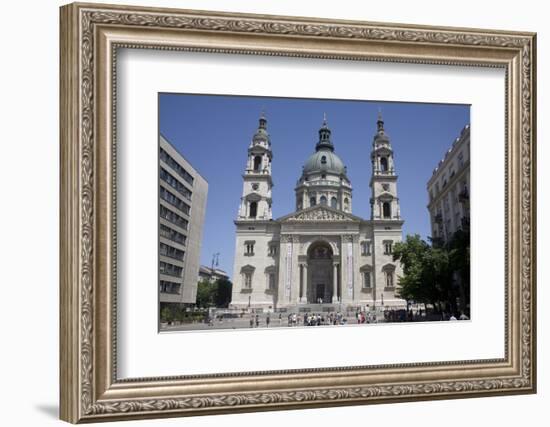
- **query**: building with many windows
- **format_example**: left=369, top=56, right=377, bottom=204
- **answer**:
left=230, top=112, right=406, bottom=311
left=198, top=265, right=230, bottom=283
left=427, top=125, right=470, bottom=243
left=159, top=135, right=208, bottom=310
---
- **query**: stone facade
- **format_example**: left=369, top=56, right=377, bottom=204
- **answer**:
left=159, top=135, right=208, bottom=307
left=230, top=113, right=406, bottom=311
left=427, top=125, right=470, bottom=243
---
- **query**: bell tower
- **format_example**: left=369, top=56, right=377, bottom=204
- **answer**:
left=237, top=112, right=273, bottom=220
left=370, top=111, right=401, bottom=221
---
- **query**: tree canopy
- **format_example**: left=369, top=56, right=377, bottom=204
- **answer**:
left=196, top=278, right=233, bottom=308
left=392, top=230, right=470, bottom=315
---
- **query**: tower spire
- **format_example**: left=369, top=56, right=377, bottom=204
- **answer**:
left=377, top=108, right=384, bottom=132
left=253, top=109, right=270, bottom=145
left=258, top=109, right=267, bottom=129
left=370, top=111, right=400, bottom=221
left=238, top=113, right=273, bottom=220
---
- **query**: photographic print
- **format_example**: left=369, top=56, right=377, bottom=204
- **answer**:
left=158, top=94, right=471, bottom=331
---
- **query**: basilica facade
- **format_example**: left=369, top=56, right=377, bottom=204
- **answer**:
left=230, top=112, right=406, bottom=311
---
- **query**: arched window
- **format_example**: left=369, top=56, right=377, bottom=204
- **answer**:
left=383, top=202, right=391, bottom=218
left=343, top=197, right=349, bottom=212
left=321, top=155, right=327, bottom=164
left=320, top=195, right=327, bottom=205
left=380, top=157, right=388, bottom=172
left=249, top=201, right=258, bottom=218
left=310, top=197, right=316, bottom=207
left=330, top=197, right=337, bottom=209
left=253, top=156, right=262, bottom=171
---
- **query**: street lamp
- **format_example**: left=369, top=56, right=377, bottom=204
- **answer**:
left=210, top=252, right=220, bottom=282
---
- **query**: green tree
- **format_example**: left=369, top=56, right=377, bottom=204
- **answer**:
left=393, top=234, right=454, bottom=313
left=196, top=279, right=216, bottom=308
left=448, top=228, right=470, bottom=315
left=393, top=231, right=470, bottom=316
left=214, top=278, right=233, bottom=308
left=195, top=278, right=234, bottom=308
left=160, top=306, right=173, bottom=323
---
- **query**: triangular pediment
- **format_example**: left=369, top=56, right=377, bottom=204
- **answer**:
left=277, top=205, right=362, bottom=223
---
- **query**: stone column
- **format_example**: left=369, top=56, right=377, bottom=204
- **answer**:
left=332, top=263, right=339, bottom=303
left=299, top=264, right=305, bottom=303
left=302, top=263, right=308, bottom=303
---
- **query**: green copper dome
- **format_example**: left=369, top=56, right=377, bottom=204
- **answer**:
left=302, top=115, right=347, bottom=176
left=303, top=150, right=346, bottom=175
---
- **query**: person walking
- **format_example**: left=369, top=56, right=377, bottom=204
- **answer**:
left=266, top=313, right=271, bottom=327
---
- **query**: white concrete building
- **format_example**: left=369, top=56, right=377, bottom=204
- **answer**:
left=230, top=112, right=406, bottom=312
left=198, top=265, right=229, bottom=283
left=159, top=135, right=208, bottom=309
left=427, top=125, right=470, bottom=243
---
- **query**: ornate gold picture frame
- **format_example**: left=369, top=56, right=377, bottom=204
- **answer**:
left=60, top=2, right=536, bottom=423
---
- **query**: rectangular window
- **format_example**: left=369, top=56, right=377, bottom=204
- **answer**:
left=160, top=147, right=194, bottom=185
left=383, top=241, right=393, bottom=255
left=244, top=242, right=255, bottom=256
left=159, top=242, right=185, bottom=261
left=159, top=280, right=181, bottom=294
left=244, top=272, right=252, bottom=288
left=268, top=244, right=277, bottom=256
left=268, top=273, right=275, bottom=289
left=160, top=187, right=191, bottom=214
left=160, top=167, right=193, bottom=201
left=159, top=261, right=183, bottom=278
left=159, top=223, right=186, bottom=245
left=361, top=241, right=371, bottom=256
left=385, top=271, right=394, bottom=288
left=363, top=272, right=371, bottom=288
left=160, top=205, right=188, bottom=230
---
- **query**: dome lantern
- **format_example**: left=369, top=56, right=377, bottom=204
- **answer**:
left=315, top=113, right=334, bottom=152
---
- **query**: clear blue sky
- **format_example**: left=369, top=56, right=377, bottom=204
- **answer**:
left=159, top=94, right=470, bottom=276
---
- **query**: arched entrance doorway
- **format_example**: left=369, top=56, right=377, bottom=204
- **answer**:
left=307, top=241, right=333, bottom=303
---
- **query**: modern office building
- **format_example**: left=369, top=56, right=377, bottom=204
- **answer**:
left=159, top=135, right=208, bottom=310
left=427, top=125, right=470, bottom=243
